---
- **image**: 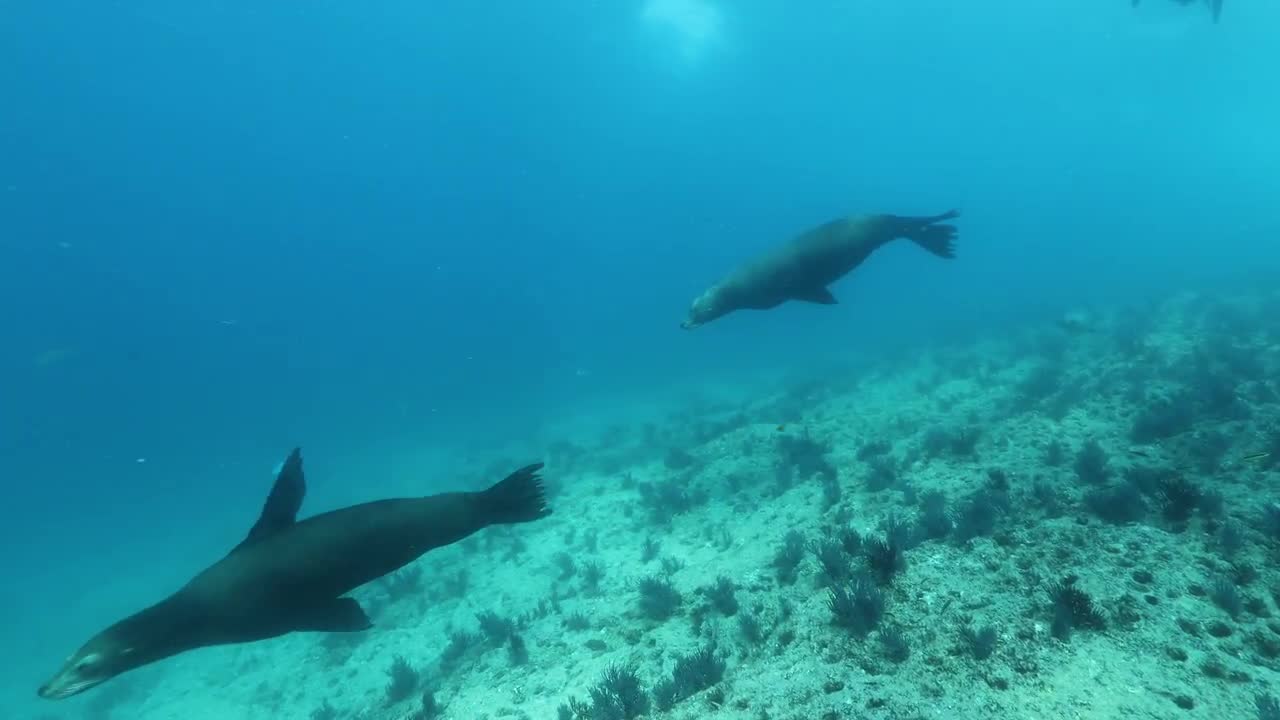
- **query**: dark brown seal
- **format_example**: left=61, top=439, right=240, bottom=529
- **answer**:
left=681, top=210, right=959, bottom=329
left=37, top=449, right=549, bottom=699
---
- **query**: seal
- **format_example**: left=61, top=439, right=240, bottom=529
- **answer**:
left=681, top=210, right=959, bottom=329
left=37, top=449, right=550, bottom=699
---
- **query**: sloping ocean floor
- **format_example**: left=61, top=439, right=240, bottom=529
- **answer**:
left=32, top=286, right=1280, bottom=720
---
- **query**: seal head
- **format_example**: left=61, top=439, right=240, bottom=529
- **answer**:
left=38, top=631, right=140, bottom=699
left=681, top=285, right=730, bottom=330
left=39, top=593, right=192, bottom=699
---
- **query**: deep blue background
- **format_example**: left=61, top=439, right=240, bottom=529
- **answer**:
left=2, top=0, right=1277, bottom=710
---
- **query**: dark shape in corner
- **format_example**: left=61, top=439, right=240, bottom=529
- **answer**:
left=1132, top=0, right=1222, bottom=23
left=680, top=210, right=959, bottom=330
left=37, top=449, right=550, bottom=700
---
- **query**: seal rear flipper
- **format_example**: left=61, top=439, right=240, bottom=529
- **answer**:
left=232, top=448, right=306, bottom=554
left=793, top=287, right=838, bottom=305
left=293, top=598, right=372, bottom=633
left=1210, top=0, right=1222, bottom=22
left=479, top=463, right=551, bottom=525
left=891, top=210, right=959, bottom=260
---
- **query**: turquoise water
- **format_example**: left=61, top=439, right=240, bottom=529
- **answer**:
left=2, top=2, right=1277, bottom=718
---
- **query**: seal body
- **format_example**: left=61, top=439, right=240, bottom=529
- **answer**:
left=681, top=210, right=959, bottom=329
left=37, top=450, right=550, bottom=699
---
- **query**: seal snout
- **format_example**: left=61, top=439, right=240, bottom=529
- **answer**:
left=37, top=680, right=69, bottom=700
left=37, top=661, right=99, bottom=700
left=37, top=676, right=93, bottom=700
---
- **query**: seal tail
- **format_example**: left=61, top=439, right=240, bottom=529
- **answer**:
left=889, top=210, right=959, bottom=260
left=478, top=463, right=551, bottom=524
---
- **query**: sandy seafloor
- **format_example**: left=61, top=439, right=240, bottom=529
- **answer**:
left=26, top=286, right=1280, bottom=720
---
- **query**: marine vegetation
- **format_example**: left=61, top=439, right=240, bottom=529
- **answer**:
left=559, top=665, right=650, bottom=720
left=637, top=575, right=683, bottom=621
left=652, top=645, right=727, bottom=711
left=959, top=622, right=998, bottom=660
left=384, top=656, right=420, bottom=705
left=704, top=576, right=739, bottom=616
left=772, top=530, right=807, bottom=585
left=827, top=575, right=885, bottom=637
left=1048, top=575, right=1107, bottom=641
left=878, top=624, right=911, bottom=663
left=812, top=537, right=854, bottom=586
left=411, top=690, right=444, bottom=720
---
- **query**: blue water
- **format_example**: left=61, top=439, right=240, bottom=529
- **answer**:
left=2, top=1, right=1277, bottom=715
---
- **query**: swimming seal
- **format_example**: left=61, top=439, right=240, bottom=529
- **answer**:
left=681, top=210, right=959, bottom=329
left=37, top=449, right=550, bottom=699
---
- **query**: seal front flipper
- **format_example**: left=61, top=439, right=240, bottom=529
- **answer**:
left=232, top=447, right=306, bottom=554
left=292, top=598, right=372, bottom=633
left=793, top=287, right=838, bottom=305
